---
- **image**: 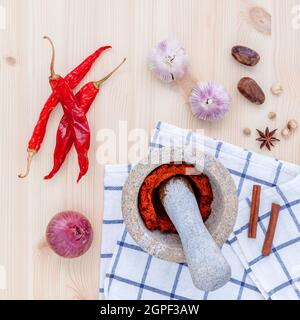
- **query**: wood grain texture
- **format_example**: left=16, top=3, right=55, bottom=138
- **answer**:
left=0, top=0, right=299, bottom=299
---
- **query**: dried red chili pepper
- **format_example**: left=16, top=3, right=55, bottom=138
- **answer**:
left=18, top=44, right=111, bottom=178
left=44, top=58, right=126, bottom=179
left=44, top=36, right=91, bottom=182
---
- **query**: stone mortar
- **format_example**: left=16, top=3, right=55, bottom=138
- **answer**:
left=121, top=146, right=238, bottom=263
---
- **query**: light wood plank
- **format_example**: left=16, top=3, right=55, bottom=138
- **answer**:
left=0, top=0, right=299, bottom=299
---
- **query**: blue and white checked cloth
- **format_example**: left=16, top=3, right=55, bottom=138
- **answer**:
left=99, top=122, right=300, bottom=300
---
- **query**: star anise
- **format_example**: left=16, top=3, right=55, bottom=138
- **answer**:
left=256, top=127, right=280, bottom=151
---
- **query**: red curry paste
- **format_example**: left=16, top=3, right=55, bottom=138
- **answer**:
left=138, top=163, right=213, bottom=234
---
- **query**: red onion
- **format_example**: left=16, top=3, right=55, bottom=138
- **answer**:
left=46, top=211, right=93, bottom=258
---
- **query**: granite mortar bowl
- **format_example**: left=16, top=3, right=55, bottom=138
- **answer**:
left=121, top=147, right=238, bottom=263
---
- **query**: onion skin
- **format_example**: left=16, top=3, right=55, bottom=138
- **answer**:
left=46, top=211, right=93, bottom=258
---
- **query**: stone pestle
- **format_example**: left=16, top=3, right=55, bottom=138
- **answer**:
left=158, top=176, right=231, bottom=291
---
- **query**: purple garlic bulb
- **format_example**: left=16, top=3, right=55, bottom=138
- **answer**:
left=148, top=39, right=189, bottom=83
left=189, top=81, right=230, bottom=121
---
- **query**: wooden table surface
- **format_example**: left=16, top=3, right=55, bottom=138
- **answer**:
left=0, top=0, right=299, bottom=299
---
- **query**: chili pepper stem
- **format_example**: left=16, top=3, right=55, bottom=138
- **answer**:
left=18, top=149, right=36, bottom=178
left=43, top=36, right=57, bottom=79
left=93, top=58, right=126, bottom=88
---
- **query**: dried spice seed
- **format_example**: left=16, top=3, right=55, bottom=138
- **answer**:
left=287, top=120, right=298, bottom=131
left=5, top=56, right=16, bottom=66
left=238, top=77, right=265, bottom=105
left=231, top=46, right=260, bottom=66
left=281, top=128, right=291, bottom=138
left=271, top=83, right=283, bottom=95
left=243, top=128, right=251, bottom=135
left=256, top=127, right=280, bottom=151
left=268, top=112, right=276, bottom=120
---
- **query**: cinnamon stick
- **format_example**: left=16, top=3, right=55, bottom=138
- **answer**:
left=262, top=203, right=281, bottom=256
left=248, top=185, right=261, bottom=238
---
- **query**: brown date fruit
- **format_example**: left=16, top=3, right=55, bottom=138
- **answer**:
left=231, top=46, right=260, bottom=66
left=238, top=77, right=265, bottom=105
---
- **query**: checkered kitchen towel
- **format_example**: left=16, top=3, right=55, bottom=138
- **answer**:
left=99, top=122, right=300, bottom=300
